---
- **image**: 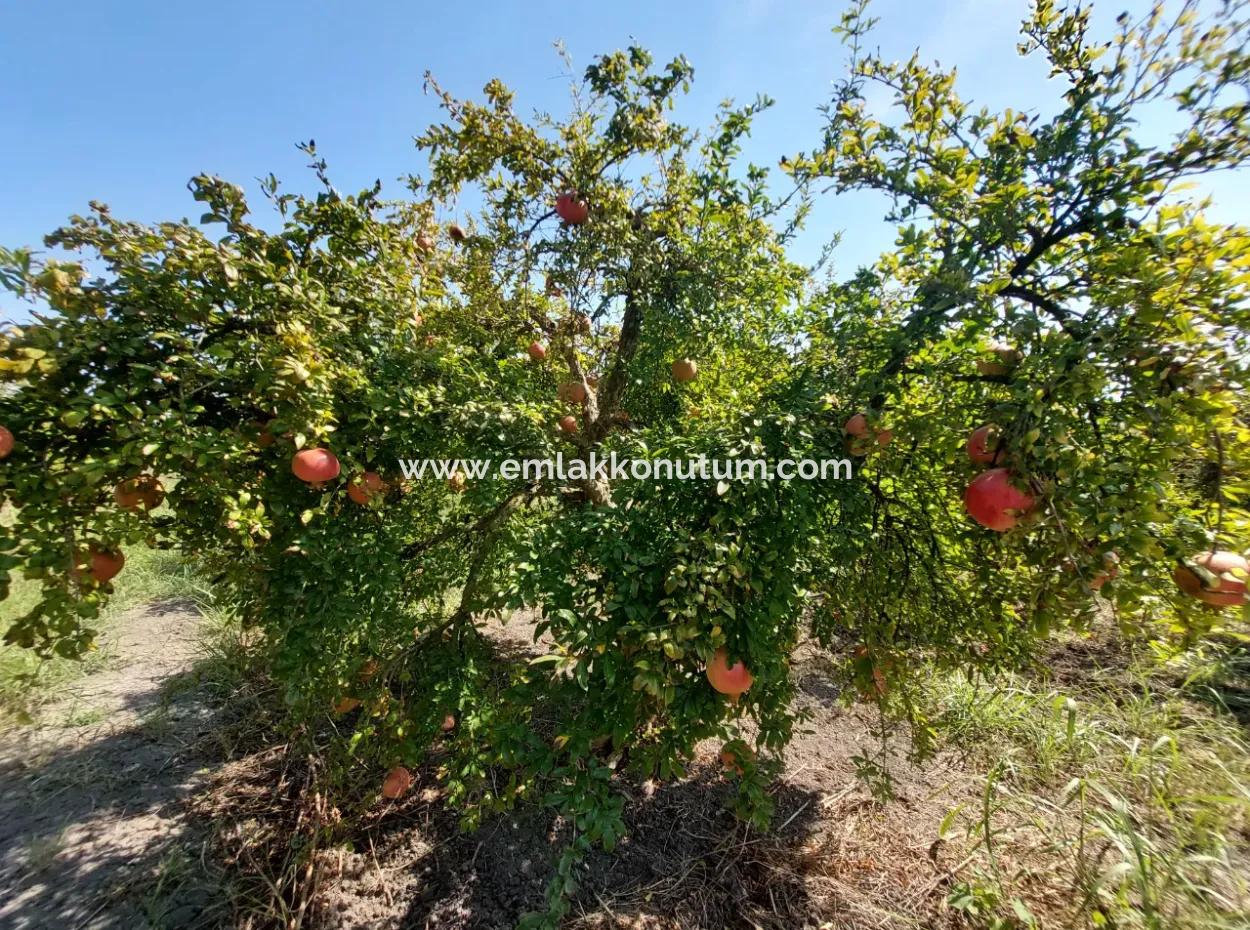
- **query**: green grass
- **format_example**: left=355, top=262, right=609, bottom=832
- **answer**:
left=0, top=545, right=207, bottom=720
left=920, top=639, right=1250, bottom=930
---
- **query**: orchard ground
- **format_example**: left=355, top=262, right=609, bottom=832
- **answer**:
left=2, top=553, right=1247, bottom=929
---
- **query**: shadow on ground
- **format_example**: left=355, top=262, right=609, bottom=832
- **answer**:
left=0, top=600, right=229, bottom=930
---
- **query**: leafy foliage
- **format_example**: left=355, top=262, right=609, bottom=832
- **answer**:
left=2, top=3, right=1249, bottom=924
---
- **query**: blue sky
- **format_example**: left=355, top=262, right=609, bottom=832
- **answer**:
left=2, top=0, right=1243, bottom=319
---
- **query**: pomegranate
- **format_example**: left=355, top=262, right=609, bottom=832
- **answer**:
left=441, top=714, right=457, bottom=732
left=1174, top=550, right=1249, bottom=609
left=720, top=745, right=753, bottom=776
left=85, top=546, right=125, bottom=584
left=844, top=413, right=891, bottom=453
left=555, top=192, right=589, bottom=225
left=964, top=468, right=1035, bottom=532
left=527, top=341, right=547, bottom=362
left=966, top=425, right=1001, bottom=465
left=291, top=448, right=340, bottom=483
left=559, top=415, right=579, bottom=434
left=333, top=697, right=361, bottom=714
left=416, top=232, right=435, bottom=253
left=1090, top=551, right=1120, bottom=591
left=257, top=424, right=275, bottom=448
left=558, top=381, right=587, bottom=405
left=706, top=648, right=753, bottom=698
left=448, top=223, right=467, bottom=242
left=0, top=425, right=13, bottom=459
left=381, top=766, right=414, bottom=800
left=347, top=471, right=386, bottom=506
left=448, top=470, right=467, bottom=493
left=976, top=342, right=1023, bottom=377
left=672, top=359, right=698, bottom=383
left=114, top=475, right=165, bottom=512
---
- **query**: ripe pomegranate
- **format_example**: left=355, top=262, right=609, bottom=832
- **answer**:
left=558, top=381, right=587, bottom=405
left=967, top=425, right=1001, bottom=465
left=559, top=415, right=579, bottom=434
left=448, top=471, right=467, bottom=493
left=0, top=425, right=13, bottom=459
left=347, top=471, right=385, bottom=506
left=114, top=475, right=165, bottom=512
left=416, top=232, right=435, bottom=253
left=333, top=697, right=361, bottom=714
left=555, top=192, right=589, bottom=225
left=292, top=448, right=340, bottom=483
left=672, top=358, right=698, bottom=383
left=976, top=342, right=1023, bottom=377
left=1090, top=551, right=1120, bottom=591
left=85, top=546, right=125, bottom=584
left=381, top=766, right=414, bottom=800
left=527, top=341, right=547, bottom=362
left=257, top=424, right=276, bottom=448
left=844, top=413, right=891, bottom=453
left=720, top=745, right=753, bottom=776
left=441, top=714, right=457, bottom=732
left=1174, top=550, right=1249, bottom=609
left=706, top=648, right=753, bottom=698
left=448, top=223, right=467, bottom=242
left=964, top=468, right=1036, bottom=532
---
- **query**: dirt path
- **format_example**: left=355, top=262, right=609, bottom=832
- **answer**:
left=0, top=599, right=223, bottom=930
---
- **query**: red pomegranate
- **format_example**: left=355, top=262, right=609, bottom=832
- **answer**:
left=448, top=470, right=467, bottom=493
left=448, top=223, right=467, bottom=242
left=672, top=358, right=698, bottom=383
left=291, top=448, right=340, bottom=483
left=706, top=648, right=753, bottom=698
left=555, top=192, right=589, bottom=225
left=558, top=381, right=587, bottom=405
left=82, top=546, right=125, bottom=584
left=967, top=425, right=1001, bottom=464
left=964, top=468, right=1036, bottom=532
left=0, top=425, right=13, bottom=459
left=976, top=341, right=1023, bottom=377
left=441, top=714, right=457, bottom=732
left=114, top=475, right=165, bottom=512
left=347, top=471, right=385, bottom=506
left=559, top=415, right=579, bottom=434
left=720, top=745, right=753, bottom=776
left=1090, top=551, right=1120, bottom=591
left=416, top=232, right=435, bottom=253
left=844, top=413, right=891, bottom=453
left=1174, top=550, right=1249, bottom=609
left=381, top=766, right=414, bottom=800
left=527, top=341, right=547, bottom=362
